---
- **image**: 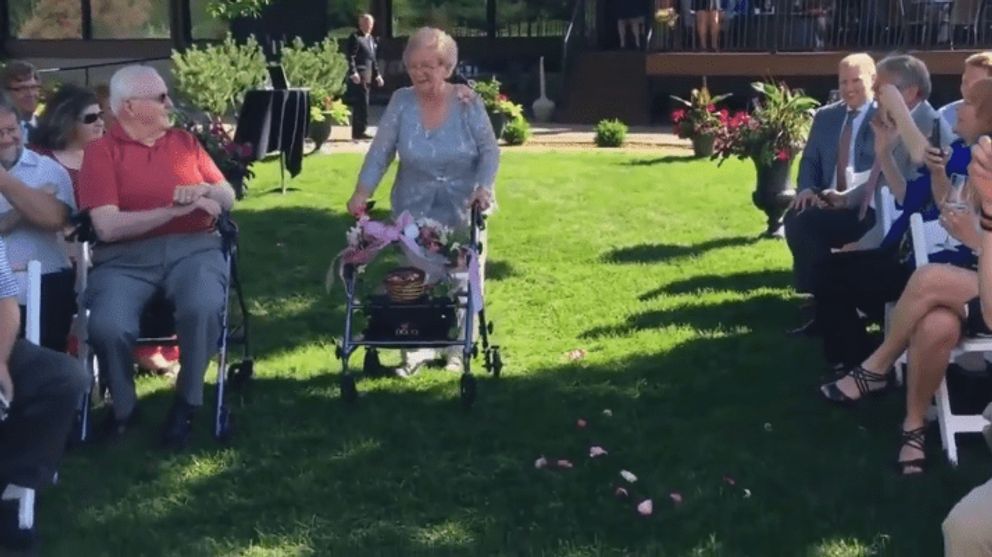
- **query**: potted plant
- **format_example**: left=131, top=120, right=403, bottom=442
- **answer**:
left=472, top=77, right=524, bottom=139
left=670, top=82, right=731, bottom=158
left=308, top=96, right=352, bottom=152
left=712, top=81, right=819, bottom=236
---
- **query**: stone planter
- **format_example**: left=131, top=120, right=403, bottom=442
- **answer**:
left=488, top=111, right=507, bottom=140
left=751, top=156, right=796, bottom=237
left=690, top=134, right=715, bottom=158
left=308, top=115, right=334, bottom=153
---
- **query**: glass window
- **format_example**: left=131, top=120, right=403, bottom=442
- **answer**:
left=8, top=0, right=83, bottom=39
left=327, top=0, right=371, bottom=38
left=190, top=0, right=229, bottom=40
left=391, top=0, right=488, bottom=38
left=497, top=0, right=572, bottom=38
left=90, top=0, right=171, bottom=39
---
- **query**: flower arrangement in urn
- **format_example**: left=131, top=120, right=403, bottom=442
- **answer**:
left=174, top=112, right=255, bottom=199
left=471, top=77, right=524, bottom=139
left=670, top=80, right=731, bottom=157
left=711, top=81, right=820, bottom=237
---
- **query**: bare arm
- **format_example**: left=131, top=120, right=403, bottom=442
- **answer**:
left=0, top=296, right=18, bottom=368
left=878, top=149, right=908, bottom=202
left=204, top=181, right=236, bottom=210
left=0, top=171, right=69, bottom=231
left=90, top=204, right=189, bottom=243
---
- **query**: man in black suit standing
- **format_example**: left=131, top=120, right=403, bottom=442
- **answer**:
left=346, top=13, right=384, bottom=141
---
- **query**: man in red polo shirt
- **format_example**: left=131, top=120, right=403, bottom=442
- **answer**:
left=78, top=65, right=235, bottom=450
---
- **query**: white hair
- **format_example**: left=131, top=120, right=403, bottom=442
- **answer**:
left=109, top=65, right=163, bottom=115
left=403, top=27, right=458, bottom=74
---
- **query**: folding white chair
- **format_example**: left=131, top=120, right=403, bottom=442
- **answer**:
left=24, top=261, right=41, bottom=346
left=893, top=213, right=992, bottom=466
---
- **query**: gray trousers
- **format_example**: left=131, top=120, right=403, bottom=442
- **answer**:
left=85, top=233, right=227, bottom=419
left=0, top=340, right=89, bottom=490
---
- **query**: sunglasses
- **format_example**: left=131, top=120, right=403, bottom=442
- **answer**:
left=130, top=92, right=170, bottom=104
left=80, top=112, right=103, bottom=124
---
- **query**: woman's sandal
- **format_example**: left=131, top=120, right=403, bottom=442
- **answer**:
left=897, top=426, right=927, bottom=475
left=819, top=365, right=891, bottom=406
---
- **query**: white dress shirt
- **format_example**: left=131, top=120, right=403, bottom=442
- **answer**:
left=831, top=100, right=870, bottom=188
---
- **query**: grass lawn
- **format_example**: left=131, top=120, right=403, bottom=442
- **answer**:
left=41, top=151, right=990, bottom=556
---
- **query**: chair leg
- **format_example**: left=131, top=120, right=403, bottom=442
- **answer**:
left=935, top=377, right=959, bottom=466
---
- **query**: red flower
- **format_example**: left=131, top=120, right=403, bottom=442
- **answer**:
left=671, top=109, right=686, bottom=123
left=498, top=94, right=508, bottom=102
left=706, top=104, right=716, bottom=112
left=776, top=149, right=791, bottom=161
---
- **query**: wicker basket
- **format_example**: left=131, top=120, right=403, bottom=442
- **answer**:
left=384, top=267, right=427, bottom=303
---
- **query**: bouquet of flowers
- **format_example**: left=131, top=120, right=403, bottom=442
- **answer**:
left=670, top=83, right=731, bottom=139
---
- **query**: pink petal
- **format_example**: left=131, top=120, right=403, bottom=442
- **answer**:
left=556, top=459, right=574, bottom=469
left=589, top=446, right=608, bottom=458
left=637, top=499, right=653, bottom=516
left=620, top=470, right=638, bottom=483
left=743, top=488, right=752, bottom=499
left=602, top=409, right=613, bottom=417
left=567, top=349, right=587, bottom=361
left=669, top=492, right=683, bottom=505
left=534, top=456, right=548, bottom=469
left=723, top=475, right=736, bottom=486
left=615, top=486, right=628, bottom=498
left=576, top=418, right=587, bottom=428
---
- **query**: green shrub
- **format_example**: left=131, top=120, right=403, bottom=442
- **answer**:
left=171, top=33, right=267, bottom=116
left=594, top=119, right=628, bottom=148
left=502, top=117, right=531, bottom=146
left=280, top=35, right=350, bottom=123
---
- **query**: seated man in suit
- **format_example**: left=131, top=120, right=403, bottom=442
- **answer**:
left=0, top=235, right=89, bottom=552
left=78, top=65, right=235, bottom=450
left=784, top=53, right=877, bottom=328
left=810, top=53, right=956, bottom=369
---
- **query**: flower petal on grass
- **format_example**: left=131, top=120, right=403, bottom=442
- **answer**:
left=620, top=470, right=638, bottom=483
left=534, top=456, right=548, bottom=469
left=637, top=499, right=653, bottom=516
left=723, top=475, right=736, bottom=486
left=577, top=418, right=587, bottom=428
left=589, top=446, right=608, bottom=458
left=743, top=488, right=752, bottom=499
left=615, top=487, right=629, bottom=498
left=567, top=349, right=587, bottom=361
left=602, top=409, right=613, bottom=417
left=556, top=459, right=574, bottom=469
left=669, top=492, right=683, bottom=505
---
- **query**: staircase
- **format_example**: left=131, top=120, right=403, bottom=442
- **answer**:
left=557, top=51, right=651, bottom=125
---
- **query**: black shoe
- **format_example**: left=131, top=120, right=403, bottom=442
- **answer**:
left=786, top=318, right=821, bottom=337
left=352, top=133, right=373, bottom=141
left=161, top=399, right=196, bottom=451
left=95, top=407, right=139, bottom=443
left=0, top=496, right=36, bottom=553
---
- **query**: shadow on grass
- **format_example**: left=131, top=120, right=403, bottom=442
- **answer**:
left=485, top=259, right=516, bottom=282
left=44, top=328, right=986, bottom=556
left=623, top=154, right=701, bottom=166
left=639, top=269, right=793, bottom=301
left=602, top=236, right=761, bottom=264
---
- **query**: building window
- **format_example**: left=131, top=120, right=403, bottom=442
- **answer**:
left=190, top=0, right=228, bottom=40
left=8, top=0, right=84, bottom=39
left=391, top=0, right=488, bottom=37
left=90, top=0, right=171, bottom=39
left=497, top=0, right=571, bottom=37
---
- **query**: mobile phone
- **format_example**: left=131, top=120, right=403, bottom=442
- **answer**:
left=930, top=117, right=942, bottom=149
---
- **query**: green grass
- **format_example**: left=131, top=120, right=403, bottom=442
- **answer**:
left=44, top=151, right=990, bottom=556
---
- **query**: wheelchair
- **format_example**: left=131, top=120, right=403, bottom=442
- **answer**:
left=69, top=211, right=254, bottom=443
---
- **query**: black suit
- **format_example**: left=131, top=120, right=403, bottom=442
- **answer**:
left=345, top=30, right=380, bottom=139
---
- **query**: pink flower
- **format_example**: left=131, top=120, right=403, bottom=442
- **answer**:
left=576, top=418, right=587, bottom=428
left=589, top=446, right=608, bottom=458
left=706, top=104, right=716, bottom=112
left=615, top=486, right=629, bottom=498
left=498, top=94, right=508, bottom=102
left=775, top=149, right=791, bottom=161
left=723, top=475, right=736, bottom=486
left=671, top=109, right=686, bottom=123
left=556, top=459, right=574, bottom=469
left=669, top=492, right=683, bottom=505
left=637, top=499, right=653, bottom=516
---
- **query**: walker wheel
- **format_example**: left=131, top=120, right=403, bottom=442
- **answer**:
left=460, top=373, right=477, bottom=408
left=341, top=374, right=358, bottom=403
left=487, top=321, right=495, bottom=334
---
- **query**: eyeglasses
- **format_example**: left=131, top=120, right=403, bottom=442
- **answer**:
left=407, top=63, right=442, bottom=73
left=129, top=92, right=170, bottom=104
left=4, top=84, right=41, bottom=94
left=80, top=112, right=104, bottom=124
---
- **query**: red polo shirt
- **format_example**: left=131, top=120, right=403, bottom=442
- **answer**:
left=78, top=123, right=225, bottom=239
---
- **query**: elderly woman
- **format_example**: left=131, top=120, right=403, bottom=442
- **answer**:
left=346, top=26, right=500, bottom=376
left=819, top=78, right=992, bottom=475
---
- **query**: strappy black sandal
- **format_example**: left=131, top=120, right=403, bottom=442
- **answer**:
left=897, top=426, right=927, bottom=475
left=819, top=365, right=891, bottom=406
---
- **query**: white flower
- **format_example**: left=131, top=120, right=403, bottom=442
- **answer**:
left=403, top=223, right=420, bottom=239
left=620, top=470, right=637, bottom=483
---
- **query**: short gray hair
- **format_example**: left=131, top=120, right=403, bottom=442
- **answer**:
left=109, top=65, right=162, bottom=115
left=403, top=27, right=458, bottom=75
left=877, top=54, right=932, bottom=102
left=0, top=93, right=18, bottom=119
